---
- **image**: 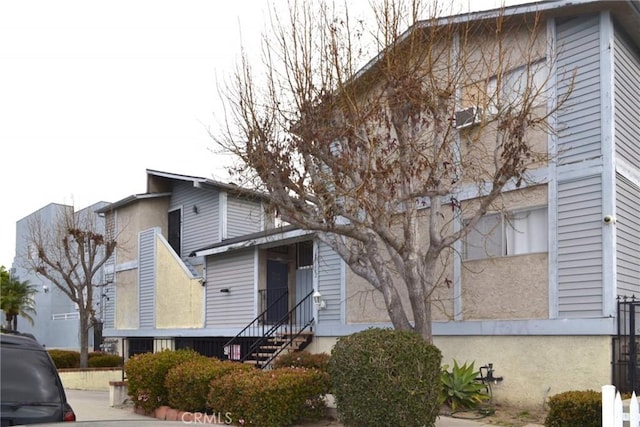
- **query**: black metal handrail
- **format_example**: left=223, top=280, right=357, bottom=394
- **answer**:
left=253, top=290, right=315, bottom=369
left=223, top=289, right=290, bottom=359
left=224, top=289, right=315, bottom=368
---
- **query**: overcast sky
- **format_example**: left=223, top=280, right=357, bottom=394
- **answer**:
left=0, top=0, right=534, bottom=268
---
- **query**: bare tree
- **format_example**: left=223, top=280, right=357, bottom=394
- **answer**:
left=217, top=0, right=572, bottom=342
left=22, top=206, right=116, bottom=367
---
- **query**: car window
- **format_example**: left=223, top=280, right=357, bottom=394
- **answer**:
left=1, top=347, right=62, bottom=403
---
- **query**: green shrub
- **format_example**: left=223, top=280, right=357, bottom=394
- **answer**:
left=125, top=349, right=203, bottom=414
left=48, top=349, right=80, bottom=369
left=165, top=358, right=253, bottom=413
left=88, top=353, right=123, bottom=368
left=328, top=328, right=442, bottom=427
left=272, top=350, right=330, bottom=372
left=440, top=360, right=490, bottom=411
left=207, top=367, right=330, bottom=427
left=544, top=390, right=601, bottom=427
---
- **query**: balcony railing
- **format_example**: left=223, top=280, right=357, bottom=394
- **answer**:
left=52, top=312, right=80, bottom=320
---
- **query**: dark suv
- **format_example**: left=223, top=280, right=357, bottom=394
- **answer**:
left=0, top=329, right=76, bottom=425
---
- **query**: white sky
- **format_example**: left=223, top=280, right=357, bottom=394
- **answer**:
left=0, top=0, right=535, bottom=268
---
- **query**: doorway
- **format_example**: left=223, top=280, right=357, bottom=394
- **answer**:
left=266, top=260, right=289, bottom=323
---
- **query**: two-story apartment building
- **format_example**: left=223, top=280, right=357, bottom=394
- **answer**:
left=99, top=0, right=639, bottom=407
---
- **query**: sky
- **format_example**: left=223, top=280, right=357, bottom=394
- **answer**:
left=0, top=0, right=535, bottom=268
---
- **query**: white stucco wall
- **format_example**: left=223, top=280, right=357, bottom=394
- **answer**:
left=309, top=334, right=611, bottom=409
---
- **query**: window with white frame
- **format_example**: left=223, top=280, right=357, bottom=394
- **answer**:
left=487, top=59, right=548, bottom=115
left=463, top=206, right=548, bottom=260
left=296, top=241, right=314, bottom=269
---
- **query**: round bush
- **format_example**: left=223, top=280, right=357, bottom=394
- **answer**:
left=165, top=357, right=253, bottom=413
left=544, top=390, right=601, bottom=427
left=328, top=328, right=442, bottom=427
left=124, top=349, right=203, bottom=414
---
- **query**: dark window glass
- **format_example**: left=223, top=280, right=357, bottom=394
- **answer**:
left=1, top=347, right=62, bottom=403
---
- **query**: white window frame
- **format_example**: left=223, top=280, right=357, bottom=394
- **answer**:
left=487, top=59, right=548, bottom=115
left=463, top=206, right=548, bottom=260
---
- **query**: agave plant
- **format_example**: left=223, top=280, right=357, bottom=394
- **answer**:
left=439, top=360, right=491, bottom=412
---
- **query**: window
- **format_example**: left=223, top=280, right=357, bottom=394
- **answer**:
left=463, top=206, right=548, bottom=260
left=487, top=60, right=548, bottom=115
left=296, top=241, right=314, bottom=269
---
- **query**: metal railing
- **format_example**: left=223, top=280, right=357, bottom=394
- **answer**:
left=51, top=312, right=80, bottom=320
left=613, top=295, right=640, bottom=393
left=224, top=289, right=314, bottom=368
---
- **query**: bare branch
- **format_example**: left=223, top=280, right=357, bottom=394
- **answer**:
left=20, top=204, right=117, bottom=367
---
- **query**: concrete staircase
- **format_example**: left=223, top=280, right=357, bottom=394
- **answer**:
left=245, top=331, right=313, bottom=368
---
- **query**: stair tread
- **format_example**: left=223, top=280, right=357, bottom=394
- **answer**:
left=269, top=337, right=307, bottom=342
left=275, top=332, right=313, bottom=337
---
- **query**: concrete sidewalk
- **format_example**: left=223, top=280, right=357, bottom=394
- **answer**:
left=64, top=388, right=497, bottom=426
left=65, top=389, right=150, bottom=422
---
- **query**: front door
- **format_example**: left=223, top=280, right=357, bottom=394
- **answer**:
left=266, top=260, right=289, bottom=323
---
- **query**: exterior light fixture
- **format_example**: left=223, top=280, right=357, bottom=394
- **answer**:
left=313, top=290, right=326, bottom=309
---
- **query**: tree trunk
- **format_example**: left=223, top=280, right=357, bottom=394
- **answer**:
left=79, top=314, right=89, bottom=368
left=405, top=275, right=434, bottom=343
left=414, top=300, right=433, bottom=343
left=379, top=275, right=413, bottom=332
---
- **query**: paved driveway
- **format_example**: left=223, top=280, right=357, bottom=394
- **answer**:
left=65, top=389, right=149, bottom=422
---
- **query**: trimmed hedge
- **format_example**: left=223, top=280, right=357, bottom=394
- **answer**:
left=48, top=350, right=123, bottom=368
left=328, top=328, right=442, bottom=427
left=48, top=349, right=80, bottom=369
left=165, top=357, right=253, bottom=413
left=207, top=367, right=330, bottom=427
left=88, top=353, right=123, bottom=368
left=544, top=390, right=601, bottom=427
left=125, top=349, right=203, bottom=414
left=272, top=351, right=330, bottom=372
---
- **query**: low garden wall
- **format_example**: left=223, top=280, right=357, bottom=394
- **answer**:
left=58, top=368, right=124, bottom=391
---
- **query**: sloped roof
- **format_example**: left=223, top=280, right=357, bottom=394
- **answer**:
left=352, top=0, right=640, bottom=85
left=190, top=225, right=314, bottom=257
left=146, top=169, right=269, bottom=200
left=95, top=193, right=171, bottom=213
left=96, top=169, right=269, bottom=213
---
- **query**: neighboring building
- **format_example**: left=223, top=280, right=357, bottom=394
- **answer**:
left=100, top=0, right=639, bottom=408
left=11, top=202, right=110, bottom=350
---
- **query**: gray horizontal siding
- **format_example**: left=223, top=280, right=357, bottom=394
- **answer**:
left=139, top=229, right=156, bottom=329
left=556, top=176, right=603, bottom=317
left=317, top=241, right=343, bottom=324
left=170, top=181, right=220, bottom=257
left=616, top=174, right=640, bottom=297
left=205, top=249, right=255, bottom=327
left=613, top=27, right=640, bottom=167
left=556, top=15, right=602, bottom=166
left=226, top=196, right=263, bottom=239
